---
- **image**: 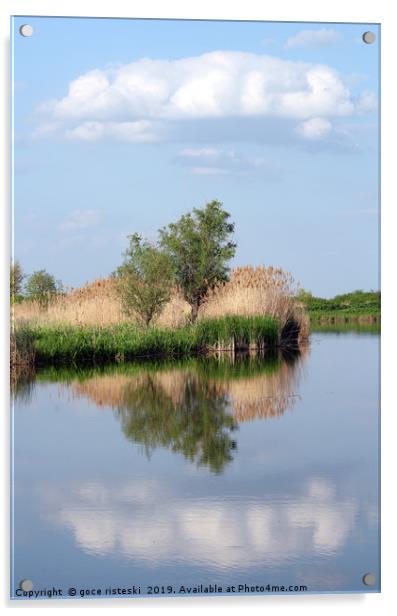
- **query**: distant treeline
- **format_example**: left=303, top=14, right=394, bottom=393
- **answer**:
left=297, top=289, right=380, bottom=315
left=297, top=289, right=380, bottom=328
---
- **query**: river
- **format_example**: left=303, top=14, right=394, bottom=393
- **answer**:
left=11, top=331, right=380, bottom=598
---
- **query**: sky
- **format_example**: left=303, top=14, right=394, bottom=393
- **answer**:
left=12, top=17, right=380, bottom=297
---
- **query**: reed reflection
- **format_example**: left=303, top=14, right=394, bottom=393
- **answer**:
left=60, top=351, right=305, bottom=473
left=11, top=370, right=35, bottom=404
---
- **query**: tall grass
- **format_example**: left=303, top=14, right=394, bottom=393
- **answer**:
left=13, top=279, right=190, bottom=328
left=202, top=266, right=302, bottom=326
left=12, top=266, right=309, bottom=338
left=11, top=265, right=309, bottom=367
left=13, top=316, right=284, bottom=365
left=10, top=323, right=36, bottom=368
left=195, top=315, right=279, bottom=350
left=31, top=323, right=197, bottom=363
left=10, top=323, right=36, bottom=390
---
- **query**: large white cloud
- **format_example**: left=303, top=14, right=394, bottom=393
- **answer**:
left=36, top=51, right=375, bottom=144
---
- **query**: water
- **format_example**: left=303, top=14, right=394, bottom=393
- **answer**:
left=11, top=332, right=380, bottom=598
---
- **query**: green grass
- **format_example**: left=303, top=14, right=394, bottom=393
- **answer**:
left=31, top=323, right=197, bottom=363
left=12, top=315, right=284, bottom=366
left=298, top=289, right=380, bottom=315
left=297, top=289, right=380, bottom=325
left=195, top=315, right=279, bottom=349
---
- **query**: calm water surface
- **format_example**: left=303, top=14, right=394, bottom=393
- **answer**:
left=11, top=332, right=380, bottom=598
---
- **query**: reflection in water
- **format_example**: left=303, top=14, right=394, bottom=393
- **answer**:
left=117, top=376, right=237, bottom=473
left=12, top=333, right=380, bottom=594
left=38, top=475, right=357, bottom=568
left=57, top=352, right=305, bottom=473
left=11, top=372, right=36, bottom=404
left=310, top=321, right=380, bottom=335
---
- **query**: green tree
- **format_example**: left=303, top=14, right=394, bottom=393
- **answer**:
left=25, top=269, right=61, bottom=307
left=10, top=261, right=24, bottom=301
left=114, top=233, right=174, bottom=327
left=159, top=200, right=236, bottom=323
left=296, top=288, right=313, bottom=302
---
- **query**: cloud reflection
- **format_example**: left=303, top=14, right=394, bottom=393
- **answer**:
left=39, top=476, right=358, bottom=569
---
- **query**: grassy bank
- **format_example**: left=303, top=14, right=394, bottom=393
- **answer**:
left=298, top=289, right=380, bottom=325
left=11, top=315, right=296, bottom=367
left=309, top=311, right=380, bottom=324
left=310, top=320, right=380, bottom=334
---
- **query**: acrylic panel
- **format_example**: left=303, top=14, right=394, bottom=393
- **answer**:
left=10, top=16, right=380, bottom=600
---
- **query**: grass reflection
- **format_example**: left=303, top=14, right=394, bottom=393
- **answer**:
left=17, top=352, right=306, bottom=473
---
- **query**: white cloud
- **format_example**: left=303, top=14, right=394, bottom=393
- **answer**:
left=175, top=147, right=278, bottom=178
left=65, top=121, right=105, bottom=142
left=286, top=29, right=341, bottom=49
left=179, top=147, right=219, bottom=158
left=65, top=120, right=162, bottom=143
left=35, top=51, right=374, bottom=144
left=192, top=166, right=229, bottom=176
left=296, top=117, right=333, bottom=140
left=58, top=209, right=102, bottom=231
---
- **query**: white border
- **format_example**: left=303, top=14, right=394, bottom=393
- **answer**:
left=1, top=1, right=396, bottom=614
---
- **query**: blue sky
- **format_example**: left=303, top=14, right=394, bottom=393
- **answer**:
left=12, top=17, right=379, bottom=297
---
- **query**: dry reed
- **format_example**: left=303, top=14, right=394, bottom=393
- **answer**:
left=13, top=266, right=309, bottom=340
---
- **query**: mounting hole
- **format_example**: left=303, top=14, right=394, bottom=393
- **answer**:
left=362, top=572, right=376, bottom=586
left=20, top=579, right=33, bottom=592
left=362, top=31, right=375, bottom=44
left=19, top=24, right=33, bottom=37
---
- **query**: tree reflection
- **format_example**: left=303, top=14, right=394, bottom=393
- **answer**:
left=117, top=373, right=238, bottom=473
left=40, top=351, right=306, bottom=473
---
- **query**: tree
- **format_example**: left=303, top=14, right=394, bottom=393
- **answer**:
left=296, top=288, right=313, bottom=302
left=25, top=269, right=60, bottom=307
left=10, top=261, right=24, bottom=301
left=159, top=200, right=236, bottom=323
left=114, top=233, right=174, bottom=327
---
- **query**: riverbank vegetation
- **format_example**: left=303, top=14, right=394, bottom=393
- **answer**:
left=11, top=315, right=293, bottom=367
left=11, top=261, right=308, bottom=368
left=11, top=199, right=380, bottom=371
left=297, top=289, right=380, bottom=325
